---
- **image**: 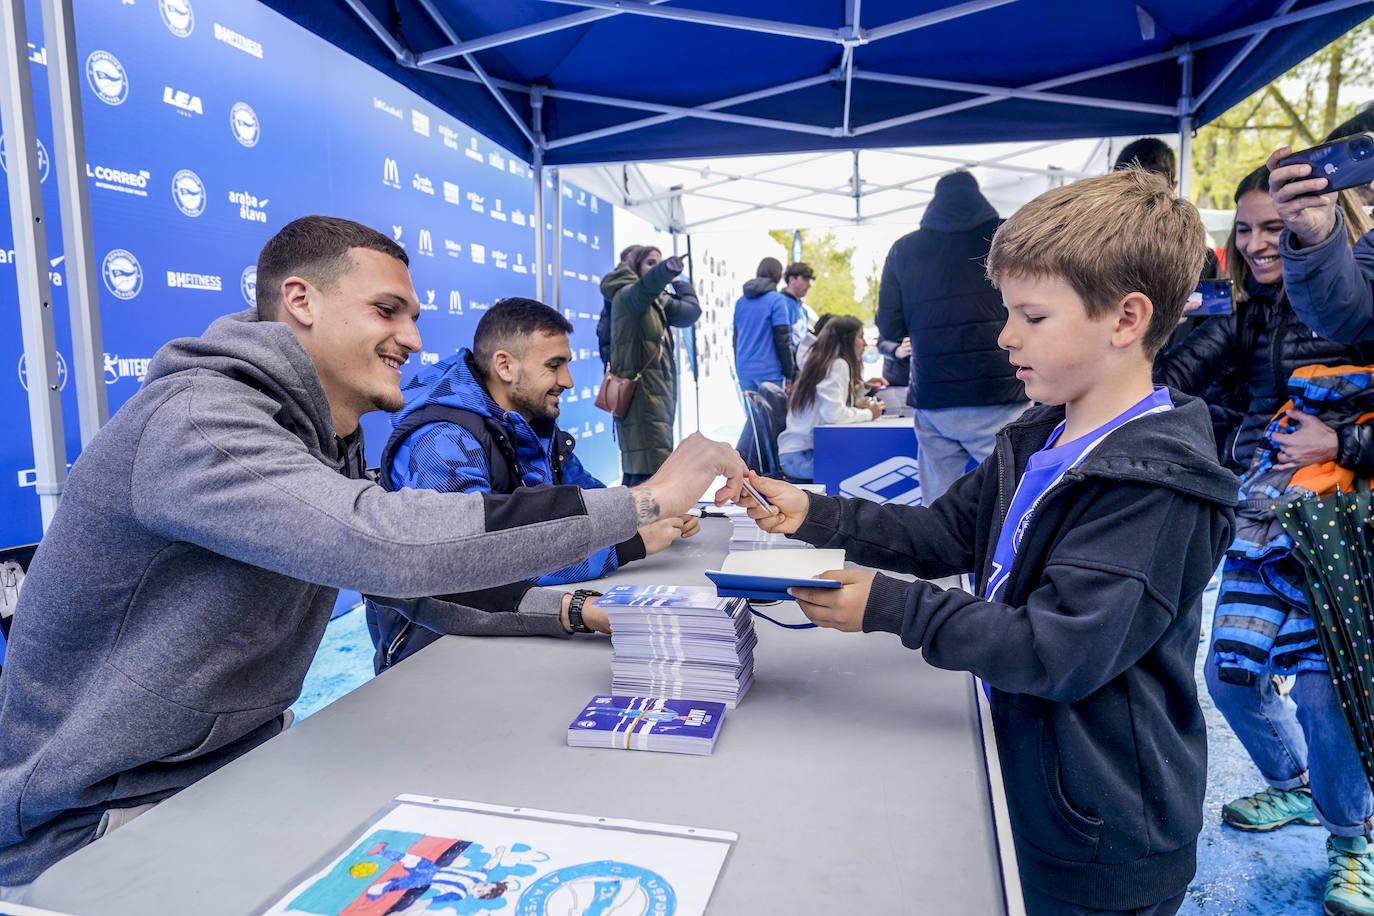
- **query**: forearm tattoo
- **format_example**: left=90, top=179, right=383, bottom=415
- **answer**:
left=632, top=487, right=661, bottom=525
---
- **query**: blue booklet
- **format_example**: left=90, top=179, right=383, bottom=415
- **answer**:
left=703, top=569, right=841, bottom=601
left=567, top=695, right=726, bottom=755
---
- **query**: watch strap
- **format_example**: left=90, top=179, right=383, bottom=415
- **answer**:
left=567, top=588, right=602, bottom=634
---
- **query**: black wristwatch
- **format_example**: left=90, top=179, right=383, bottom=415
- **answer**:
left=567, top=589, right=603, bottom=634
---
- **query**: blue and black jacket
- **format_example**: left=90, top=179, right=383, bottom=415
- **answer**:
left=364, top=349, right=645, bottom=669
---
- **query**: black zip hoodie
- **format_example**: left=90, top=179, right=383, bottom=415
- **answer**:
left=792, top=392, right=1238, bottom=909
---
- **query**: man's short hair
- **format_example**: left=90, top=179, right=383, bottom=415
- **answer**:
left=1112, top=138, right=1176, bottom=186
left=756, top=257, right=783, bottom=283
left=472, top=297, right=574, bottom=379
left=255, top=216, right=407, bottom=320
left=986, top=169, right=1205, bottom=357
left=784, top=261, right=815, bottom=282
left=1324, top=101, right=1374, bottom=142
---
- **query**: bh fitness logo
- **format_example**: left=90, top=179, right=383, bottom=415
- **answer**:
left=516, top=861, right=675, bottom=916
left=85, top=51, right=128, bottom=106
left=159, top=0, right=194, bottom=38
left=101, top=249, right=143, bottom=300
left=229, top=102, right=259, bottom=147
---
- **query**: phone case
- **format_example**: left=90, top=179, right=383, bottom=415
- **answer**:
left=1281, top=132, right=1374, bottom=194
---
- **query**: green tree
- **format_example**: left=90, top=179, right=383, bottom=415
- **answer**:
left=1190, top=20, right=1374, bottom=209
left=766, top=229, right=871, bottom=321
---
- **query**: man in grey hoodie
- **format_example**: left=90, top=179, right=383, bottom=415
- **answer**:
left=0, top=215, right=743, bottom=892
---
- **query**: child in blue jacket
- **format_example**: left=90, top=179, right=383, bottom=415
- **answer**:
left=743, top=170, right=1238, bottom=915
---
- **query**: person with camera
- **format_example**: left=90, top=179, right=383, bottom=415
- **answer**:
left=601, top=246, right=701, bottom=485
left=1268, top=110, right=1374, bottom=345
left=1161, top=161, right=1374, bottom=916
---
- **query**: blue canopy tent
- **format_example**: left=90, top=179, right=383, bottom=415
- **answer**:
left=253, top=0, right=1372, bottom=168
left=1, top=0, right=1371, bottom=527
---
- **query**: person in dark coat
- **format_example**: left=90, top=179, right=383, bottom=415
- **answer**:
left=602, top=246, right=701, bottom=485
left=875, top=170, right=1026, bottom=502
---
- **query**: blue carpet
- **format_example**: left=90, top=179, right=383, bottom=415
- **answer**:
left=297, top=580, right=1332, bottom=914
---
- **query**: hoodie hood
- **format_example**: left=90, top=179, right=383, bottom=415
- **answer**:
left=742, top=276, right=777, bottom=298
left=600, top=262, right=639, bottom=300
left=141, top=308, right=339, bottom=462
left=921, top=171, right=1000, bottom=233
left=1004, top=393, right=1240, bottom=507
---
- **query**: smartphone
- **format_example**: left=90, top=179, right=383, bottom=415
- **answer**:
left=1188, top=278, right=1233, bottom=317
left=1280, top=131, right=1374, bottom=194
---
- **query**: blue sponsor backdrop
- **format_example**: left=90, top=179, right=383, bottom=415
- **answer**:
left=0, top=0, right=618, bottom=550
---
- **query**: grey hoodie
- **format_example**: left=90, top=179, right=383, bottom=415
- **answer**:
left=0, top=310, right=636, bottom=883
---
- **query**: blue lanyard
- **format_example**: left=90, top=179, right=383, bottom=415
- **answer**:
left=748, top=604, right=818, bottom=629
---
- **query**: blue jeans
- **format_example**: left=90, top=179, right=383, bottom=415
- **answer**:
left=912, top=401, right=1028, bottom=503
left=779, top=448, right=813, bottom=481
left=739, top=377, right=783, bottom=394
left=1205, top=645, right=1374, bottom=836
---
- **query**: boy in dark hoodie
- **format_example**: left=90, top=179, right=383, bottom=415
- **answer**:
left=742, top=170, right=1238, bottom=916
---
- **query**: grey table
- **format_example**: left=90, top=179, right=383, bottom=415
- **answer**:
left=30, top=518, right=1015, bottom=915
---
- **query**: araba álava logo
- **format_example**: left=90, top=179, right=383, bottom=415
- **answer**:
left=171, top=169, right=206, bottom=217
left=229, top=102, right=259, bottom=147
left=159, top=0, right=194, bottom=37
left=85, top=51, right=128, bottom=106
left=102, top=249, right=143, bottom=300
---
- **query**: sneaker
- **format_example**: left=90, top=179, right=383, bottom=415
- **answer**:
left=1325, top=834, right=1374, bottom=916
left=1221, top=786, right=1320, bottom=832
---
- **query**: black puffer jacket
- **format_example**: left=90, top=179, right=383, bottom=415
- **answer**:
left=1157, top=278, right=1371, bottom=472
left=876, top=171, right=1024, bottom=410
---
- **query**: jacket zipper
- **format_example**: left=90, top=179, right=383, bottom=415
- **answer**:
left=384, top=618, right=414, bottom=669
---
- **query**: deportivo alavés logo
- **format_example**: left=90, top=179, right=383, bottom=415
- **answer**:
left=171, top=169, right=206, bottom=217
left=101, top=249, right=142, bottom=300
left=0, top=136, right=50, bottom=183
left=85, top=51, right=128, bottom=106
left=240, top=266, right=256, bottom=306
left=229, top=102, right=259, bottom=147
left=516, top=861, right=675, bottom=916
left=159, top=0, right=194, bottom=37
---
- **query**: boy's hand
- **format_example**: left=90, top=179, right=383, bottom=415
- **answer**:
left=1267, top=146, right=1339, bottom=248
left=739, top=471, right=808, bottom=534
left=679, top=513, right=701, bottom=538
left=789, top=569, right=874, bottom=632
left=1272, top=410, right=1339, bottom=468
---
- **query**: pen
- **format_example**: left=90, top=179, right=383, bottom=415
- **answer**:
left=740, top=477, right=779, bottom=516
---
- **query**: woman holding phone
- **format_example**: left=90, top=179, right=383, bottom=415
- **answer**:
left=1161, top=162, right=1374, bottom=916
left=1156, top=163, right=1372, bottom=472
left=776, top=316, right=880, bottom=482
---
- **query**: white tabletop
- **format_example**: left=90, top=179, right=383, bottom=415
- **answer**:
left=30, top=518, right=1011, bottom=915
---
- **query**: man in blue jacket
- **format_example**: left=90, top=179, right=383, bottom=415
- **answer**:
left=366, top=297, right=697, bottom=670
left=876, top=171, right=1027, bottom=502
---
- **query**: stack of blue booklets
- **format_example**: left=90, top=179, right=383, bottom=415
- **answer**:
left=600, top=584, right=756, bottom=708
left=567, top=695, right=727, bottom=755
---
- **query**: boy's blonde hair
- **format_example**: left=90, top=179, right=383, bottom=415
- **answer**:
left=986, top=169, right=1206, bottom=356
